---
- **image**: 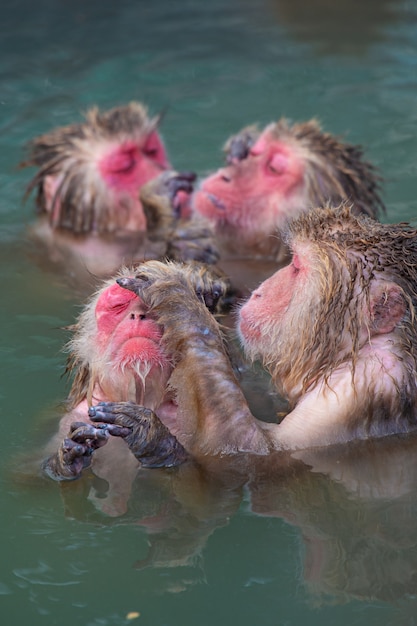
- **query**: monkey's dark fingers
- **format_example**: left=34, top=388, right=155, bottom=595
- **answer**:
left=167, top=171, right=196, bottom=200
left=116, top=262, right=175, bottom=300
left=61, top=438, right=91, bottom=464
left=175, top=171, right=197, bottom=183
left=89, top=401, right=152, bottom=429
left=104, top=424, right=133, bottom=438
left=225, top=131, right=257, bottom=164
left=42, top=432, right=102, bottom=481
left=116, top=276, right=145, bottom=297
left=69, top=423, right=109, bottom=447
left=89, top=402, right=188, bottom=467
left=167, top=238, right=220, bottom=266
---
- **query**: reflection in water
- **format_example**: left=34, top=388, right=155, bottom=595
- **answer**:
left=57, top=433, right=417, bottom=604
left=3, top=0, right=417, bottom=623
left=269, top=0, right=400, bottom=56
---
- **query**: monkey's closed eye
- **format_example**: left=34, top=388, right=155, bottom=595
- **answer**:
left=110, top=301, right=131, bottom=314
left=143, top=147, right=158, bottom=157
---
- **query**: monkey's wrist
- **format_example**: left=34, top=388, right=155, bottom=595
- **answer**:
left=41, top=454, right=83, bottom=482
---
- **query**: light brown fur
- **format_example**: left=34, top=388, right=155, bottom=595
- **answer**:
left=194, top=119, right=385, bottom=267
left=268, top=119, right=384, bottom=219
left=21, top=102, right=163, bottom=233
left=117, top=206, right=417, bottom=457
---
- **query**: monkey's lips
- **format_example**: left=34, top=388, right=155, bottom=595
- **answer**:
left=118, top=336, right=164, bottom=364
left=206, top=192, right=226, bottom=211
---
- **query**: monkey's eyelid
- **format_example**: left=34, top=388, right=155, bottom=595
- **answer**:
left=108, top=301, right=131, bottom=313
left=142, top=147, right=158, bottom=157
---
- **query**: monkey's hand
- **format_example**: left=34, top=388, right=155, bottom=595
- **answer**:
left=167, top=219, right=220, bottom=265
left=181, top=261, right=231, bottom=312
left=141, top=170, right=196, bottom=231
left=42, top=422, right=109, bottom=481
left=118, top=259, right=229, bottom=315
left=88, top=402, right=188, bottom=468
left=116, top=260, right=225, bottom=358
left=223, top=125, right=260, bottom=164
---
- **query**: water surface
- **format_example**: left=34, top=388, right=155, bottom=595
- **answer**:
left=2, top=1, right=417, bottom=624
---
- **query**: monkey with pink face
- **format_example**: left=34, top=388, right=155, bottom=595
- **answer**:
left=23, top=112, right=385, bottom=289
left=85, top=205, right=417, bottom=463
left=194, top=119, right=385, bottom=259
left=22, top=103, right=171, bottom=234
left=40, top=262, right=227, bottom=518
left=141, top=117, right=386, bottom=294
left=21, top=103, right=215, bottom=284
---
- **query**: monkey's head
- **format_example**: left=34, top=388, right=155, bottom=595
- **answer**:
left=22, top=103, right=169, bottom=234
left=193, top=119, right=384, bottom=243
left=66, top=267, right=172, bottom=410
left=239, top=205, right=417, bottom=402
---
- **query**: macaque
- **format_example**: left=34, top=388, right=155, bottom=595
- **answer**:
left=192, top=119, right=385, bottom=264
left=22, top=102, right=170, bottom=234
left=97, top=205, right=417, bottom=460
left=41, top=263, right=228, bottom=515
left=21, top=104, right=216, bottom=283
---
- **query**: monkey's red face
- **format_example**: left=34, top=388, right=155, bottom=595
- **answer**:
left=42, top=129, right=170, bottom=233
left=193, top=128, right=305, bottom=237
left=95, top=282, right=168, bottom=370
left=99, top=131, right=169, bottom=195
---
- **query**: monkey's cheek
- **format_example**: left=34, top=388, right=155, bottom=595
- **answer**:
left=237, top=311, right=262, bottom=344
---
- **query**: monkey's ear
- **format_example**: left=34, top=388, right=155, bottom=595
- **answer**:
left=369, top=282, right=406, bottom=335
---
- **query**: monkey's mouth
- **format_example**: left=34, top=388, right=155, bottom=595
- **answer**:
left=118, top=337, right=163, bottom=364
left=206, top=192, right=226, bottom=212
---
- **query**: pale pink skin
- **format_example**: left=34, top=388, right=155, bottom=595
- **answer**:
left=44, top=283, right=176, bottom=517
left=43, top=130, right=170, bottom=232
left=237, top=251, right=410, bottom=451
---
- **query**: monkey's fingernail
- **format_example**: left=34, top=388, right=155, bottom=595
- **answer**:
left=116, top=277, right=135, bottom=289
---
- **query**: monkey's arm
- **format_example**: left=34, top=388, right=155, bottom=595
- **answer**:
left=117, top=262, right=272, bottom=457
left=140, top=170, right=196, bottom=229
left=167, top=220, right=219, bottom=265
left=88, top=402, right=188, bottom=468
left=42, top=422, right=109, bottom=481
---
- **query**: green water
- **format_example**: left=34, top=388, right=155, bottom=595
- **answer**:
left=2, top=0, right=417, bottom=623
